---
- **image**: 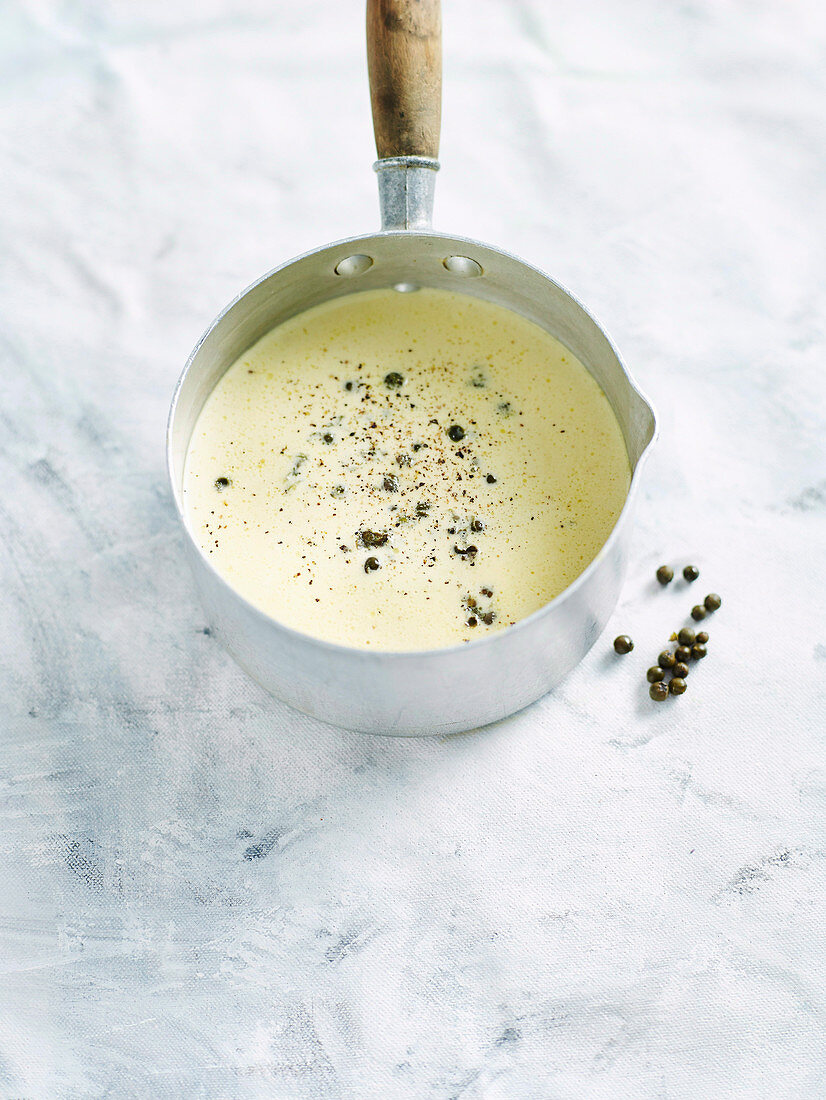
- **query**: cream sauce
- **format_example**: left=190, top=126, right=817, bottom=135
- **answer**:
left=183, top=287, right=630, bottom=650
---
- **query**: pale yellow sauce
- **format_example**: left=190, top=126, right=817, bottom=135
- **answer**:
left=183, top=288, right=630, bottom=650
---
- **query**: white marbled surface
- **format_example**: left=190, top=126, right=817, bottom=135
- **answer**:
left=2, top=1, right=826, bottom=1096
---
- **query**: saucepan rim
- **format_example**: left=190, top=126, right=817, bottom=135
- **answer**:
left=167, top=228, right=657, bottom=662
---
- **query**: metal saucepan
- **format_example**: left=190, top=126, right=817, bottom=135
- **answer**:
left=167, top=0, right=656, bottom=737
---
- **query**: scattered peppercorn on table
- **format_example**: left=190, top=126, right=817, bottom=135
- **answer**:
left=614, top=566, right=722, bottom=700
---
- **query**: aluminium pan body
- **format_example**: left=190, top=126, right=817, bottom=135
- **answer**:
left=167, top=229, right=656, bottom=736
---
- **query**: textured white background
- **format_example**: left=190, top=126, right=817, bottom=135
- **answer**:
left=2, top=1, right=826, bottom=1097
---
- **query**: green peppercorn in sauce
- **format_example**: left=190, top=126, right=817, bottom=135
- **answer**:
left=182, top=288, right=631, bottom=650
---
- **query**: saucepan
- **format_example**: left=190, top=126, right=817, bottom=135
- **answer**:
left=167, top=0, right=656, bottom=736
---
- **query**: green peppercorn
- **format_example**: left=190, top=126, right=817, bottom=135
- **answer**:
left=678, top=627, right=696, bottom=647
left=675, top=645, right=691, bottom=663
left=214, top=476, right=231, bottom=489
left=691, top=605, right=707, bottom=621
left=669, top=677, right=687, bottom=695
left=683, top=565, right=700, bottom=582
left=696, top=631, right=709, bottom=645
left=659, top=650, right=676, bottom=669
left=704, top=593, right=722, bottom=612
left=656, top=565, right=674, bottom=585
left=647, top=666, right=665, bottom=683
left=650, top=681, right=669, bottom=701
left=358, top=529, right=388, bottom=548
left=690, top=644, right=707, bottom=660
left=673, top=661, right=690, bottom=678
left=384, top=371, right=404, bottom=389
left=364, top=557, right=380, bottom=573
left=447, top=425, right=465, bottom=442
left=613, top=635, right=634, bottom=654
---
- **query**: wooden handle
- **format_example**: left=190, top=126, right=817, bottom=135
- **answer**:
left=367, top=0, right=442, bottom=160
